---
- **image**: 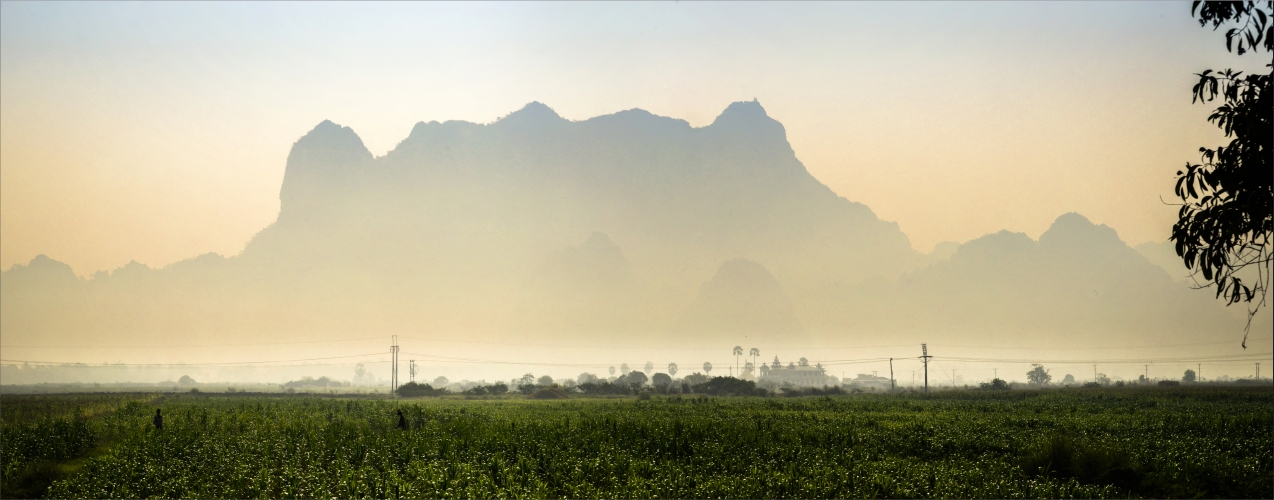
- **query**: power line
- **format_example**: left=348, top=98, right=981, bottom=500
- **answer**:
left=0, top=336, right=388, bottom=349
left=7, top=335, right=1267, bottom=352
left=938, top=352, right=1273, bottom=365
left=0, top=352, right=387, bottom=367
left=400, top=351, right=613, bottom=368
left=927, top=339, right=1273, bottom=351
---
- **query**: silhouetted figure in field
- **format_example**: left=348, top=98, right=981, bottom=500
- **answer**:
left=153, top=409, right=163, bottom=430
left=396, top=409, right=407, bottom=431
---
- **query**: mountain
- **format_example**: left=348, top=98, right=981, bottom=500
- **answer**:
left=3, top=103, right=1261, bottom=350
left=2, top=101, right=922, bottom=345
left=1134, top=240, right=1189, bottom=281
left=677, top=259, right=804, bottom=344
left=812, top=213, right=1256, bottom=345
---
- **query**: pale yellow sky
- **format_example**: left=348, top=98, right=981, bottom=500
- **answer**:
left=1, top=1, right=1261, bottom=275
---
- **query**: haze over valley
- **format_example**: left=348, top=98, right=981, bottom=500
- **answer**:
left=3, top=101, right=1265, bottom=385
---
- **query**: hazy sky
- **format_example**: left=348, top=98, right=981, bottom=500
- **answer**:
left=1, top=1, right=1264, bottom=275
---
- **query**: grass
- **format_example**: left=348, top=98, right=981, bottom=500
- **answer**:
left=2, top=387, right=1270, bottom=498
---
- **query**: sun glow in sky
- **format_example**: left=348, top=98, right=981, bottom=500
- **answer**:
left=0, top=1, right=1262, bottom=275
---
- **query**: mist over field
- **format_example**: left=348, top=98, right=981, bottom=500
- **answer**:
left=3, top=101, right=1267, bottom=386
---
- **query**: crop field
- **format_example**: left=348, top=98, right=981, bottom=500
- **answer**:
left=2, top=387, right=1270, bottom=499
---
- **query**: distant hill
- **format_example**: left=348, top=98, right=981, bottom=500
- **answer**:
left=2, top=103, right=1261, bottom=349
left=1134, top=240, right=1189, bottom=281
left=806, top=213, right=1259, bottom=344
left=2, top=101, right=921, bottom=345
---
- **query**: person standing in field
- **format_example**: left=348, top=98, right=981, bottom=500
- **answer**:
left=396, top=409, right=407, bottom=431
left=153, top=409, right=163, bottom=430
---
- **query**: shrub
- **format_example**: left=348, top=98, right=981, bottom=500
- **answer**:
left=1022, top=434, right=1142, bottom=491
left=396, top=382, right=447, bottom=397
left=694, top=377, right=766, bottom=396
left=529, top=387, right=570, bottom=399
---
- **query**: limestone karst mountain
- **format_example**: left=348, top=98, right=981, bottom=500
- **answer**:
left=813, top=213, right=1260, bottom=344
left=1, top=101, right=920, bottom=345
left=677, top=259, right=804, bottom=345
left=0, top=103, right=1259, bottom=349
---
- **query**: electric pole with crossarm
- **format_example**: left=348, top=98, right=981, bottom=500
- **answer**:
left=920, top=343, right=932, bottom=393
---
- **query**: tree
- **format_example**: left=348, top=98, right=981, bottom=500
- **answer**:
left=683, top=372, right=709, bottom=386
left=733, top=346, right=743, bottom=375
left=577, top=373, right=599, bottom=385
left=798, top=357, right=809, bottom=367
left=652, top=372, right=673, bottom=392
left=667, top=362, right=678, bottom=377
left=979, top=378, right=1009, bottom=390
left=1026, top=364, right=1052, bottom=386
left=625, top=371, right=648, bottom=388
left=1173, top=1, right=1272, bottom=346
left=1183, top=368, right=1198, bottom=383
left=644, top=361, right=654, bottom=374
left=178, top=375, right=196, bottom=386
left=1062, top=374, right=1076, bottom=386
left=518, top=373, right=535, bottom=388
left=703, top=361, right=713, bottom=375
left=433, top=376, right=449, bottom=387
left=355, top=363, right=366, bottom=380
left=749, top=347, right=760, bottom=372
left=620, top=363, right=630, bottom=374
left=537, top=375, right=554, bottom=387
left=608, top=366, right=616, bottom=377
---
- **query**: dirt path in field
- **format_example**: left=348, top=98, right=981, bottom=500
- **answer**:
left=1, top=394, right=165, bottom=499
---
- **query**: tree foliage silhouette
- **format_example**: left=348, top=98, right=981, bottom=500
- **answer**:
left=1026, top=364, right=1052, bottom=386
left=1172, top=1, right=1272, bottom=347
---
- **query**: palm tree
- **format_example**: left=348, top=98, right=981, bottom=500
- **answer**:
left=609, top=366, right=616, bottom=376
left=749, top=348, right=760, bottom=372
left=703, top=361, right=713, bottom=376
left=733, top=346, right=743, bottom=377
left=644, top=361, right=654, bottom=374
left=621, top=363, right=630, bottom=375
left=667, top=362, right=678, bottom=377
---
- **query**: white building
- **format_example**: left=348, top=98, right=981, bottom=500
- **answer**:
left=758, top=356, right=836, bottom=387
left=846, top=373, right=892, bottom=391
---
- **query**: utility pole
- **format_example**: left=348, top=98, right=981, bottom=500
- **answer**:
left=994, top=368, right=997, bottom=380
left=1198, top=363, right=1201, bottom=382
left=889, top=358, right=895, bottom=391
left=953, top=369, right=956, bottom=388
left=1257, top=362, right=1261, bottom=380
left=409, top=360, right=416, bottom=383
left=391, top=335, right=399, bottom=396
left=920, top=343, right=932, bottom=393
left=1145, top=364, right=1148, bottom=382
left=1093, top=365, right=1097, bottom=384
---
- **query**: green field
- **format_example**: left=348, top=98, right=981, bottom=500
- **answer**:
left=2, top=388, right=1270, bottom=499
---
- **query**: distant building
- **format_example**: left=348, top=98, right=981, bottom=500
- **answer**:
left=846, top=373, right=892, bottom=391
left=758, top=356, right=835, bottom=387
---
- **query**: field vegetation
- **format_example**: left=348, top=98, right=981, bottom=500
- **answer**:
left=1, top=387, right=1269, bottom=499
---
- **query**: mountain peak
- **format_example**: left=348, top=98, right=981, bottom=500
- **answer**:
left=709, top=100, right=769, bottom=126
left=288, top=120, right=372, bottom=166
left=704, top=100, right=789, bottom=151
left=495, top=101, right=567, bottom=128
left=278, top=120, right=374, bottom=219
left=1039, top=212, right=1124, bottom=252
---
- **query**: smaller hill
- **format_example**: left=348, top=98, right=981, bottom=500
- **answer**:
left=677, top=259, right=804, bottom=344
